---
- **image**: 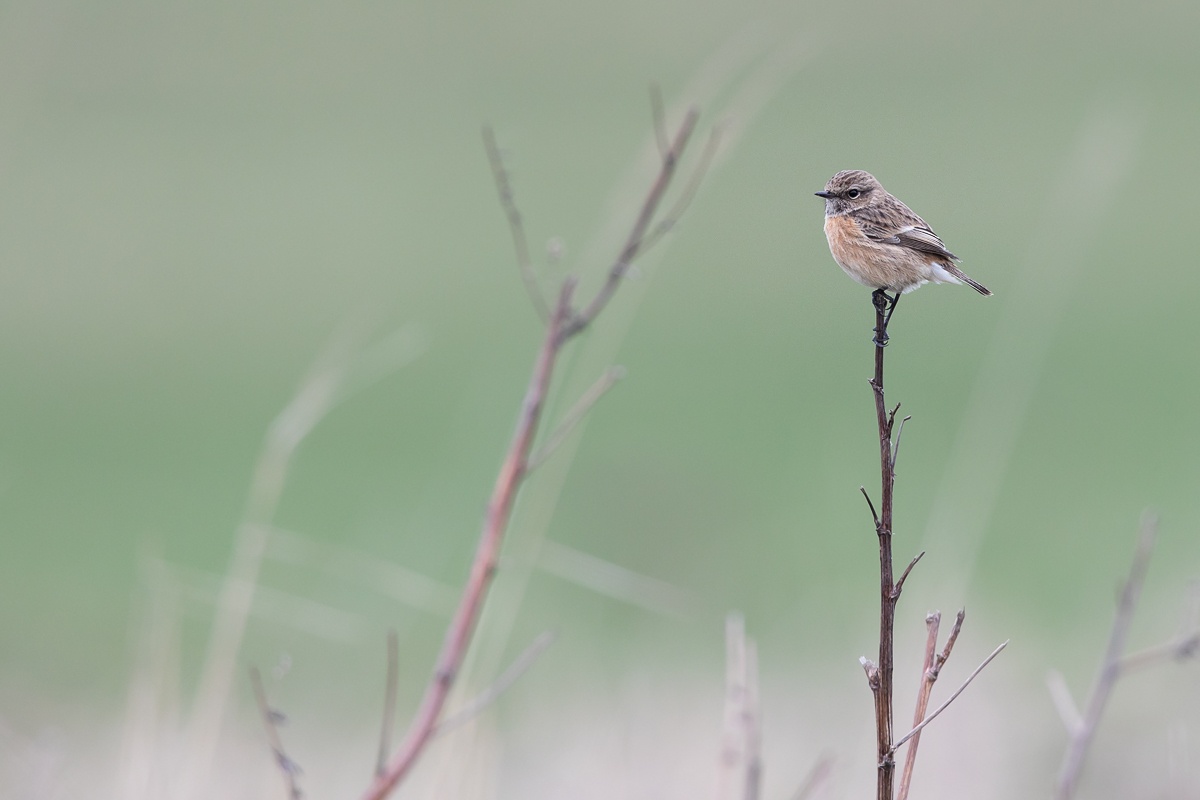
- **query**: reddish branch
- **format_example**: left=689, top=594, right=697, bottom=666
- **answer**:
left=364, top=282, right=573, bottom=799
left=559, top=109, right=699, bottom=341
left=363, top=107, right=704, bottom=800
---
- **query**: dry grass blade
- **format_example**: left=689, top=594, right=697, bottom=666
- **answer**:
left=483, top=125, right=550, bottom=321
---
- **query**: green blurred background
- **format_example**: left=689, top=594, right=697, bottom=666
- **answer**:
left=2, top=1, right=1199, bottom=797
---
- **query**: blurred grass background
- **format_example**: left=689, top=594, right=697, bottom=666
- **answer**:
left=2, top=0, right=1199, bottom=797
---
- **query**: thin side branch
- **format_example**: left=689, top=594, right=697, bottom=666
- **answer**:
left=859, top=487, right=881, bottom=531
left=896, top=609, right=965, bottom=800
left=890, top=415, right=913, bottom=470
left=526, top=366, right=625, bottom=471
left=483, top=125, right=551, bottom=322
left=560, top=108, right=700, bottom=341
left=892, top=639, right=1009, bottom=751
left=1054, top=512, right=1159, bottom=800
left=894, top=552, right=925, bottom=597
left=1119, top=579, right=1200, bottom=673
left=1118, top=631, right=1200, bottom=673
left=886, top=402, right=901, bottom=437
left=937, top=609, right=966, bottom=673
left=638, top=122, right=724, bottom=253
left=250, top=666, right=302, bottom=800
left=436, top=630, right=558, bottom=735
left=650, top=83, right=669, bottom=159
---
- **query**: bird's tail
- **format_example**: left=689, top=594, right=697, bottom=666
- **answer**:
left=947, top=264, right=992, bottom=296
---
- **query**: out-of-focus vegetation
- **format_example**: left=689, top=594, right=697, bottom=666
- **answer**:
left=2, top=1, right=1198, bottom=797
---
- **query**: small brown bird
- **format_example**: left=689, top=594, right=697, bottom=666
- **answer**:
left=816, top=170, right=990, bottom=342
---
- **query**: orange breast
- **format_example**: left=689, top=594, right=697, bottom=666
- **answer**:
left=823, top=214, right=931, bottom=291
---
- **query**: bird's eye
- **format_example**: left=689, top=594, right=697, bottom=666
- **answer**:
left=846, top=188, right=861, bottom=199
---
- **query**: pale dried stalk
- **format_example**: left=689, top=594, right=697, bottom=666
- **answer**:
left=1054, top=512, right=1158, bottom=800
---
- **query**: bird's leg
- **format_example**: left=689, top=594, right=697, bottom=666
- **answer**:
left=871, top=289, right=900, bottom=347
left=883, top=290, right=901, bottom=330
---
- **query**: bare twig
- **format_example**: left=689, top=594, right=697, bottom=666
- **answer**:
left=638, top=123, right=724, bottom=253
left=1054, top=512, right=1159, bottom=800
left=559, top=107, right=699, bottom=341
left=436, top=630, right=558, bottom=735
left=938, top=609, right=966, bottom=671
left=892, top=639, right=1009, bottom=751
left=1119, top=580, right=1200, bottom=673
left=894, top=552, right=925, bottom=597
left=717, top=614, right=761, bottom=800
left=526, top=366, right=625, bottom=471
left=898, top=612, right=941, bottom=800
left=250, top=667, right=302, bottom=800
left=483, top=125, right=551, bottom=322
left=890, top=415, right=913, bottom=471
left=366, top=107, right=705, bottom=800
left=859, top=486, right=881, bottom=531
left=650, top=83, right=669, bottom=159
left=365, top=281, right=575, bottom=800
left=376, top=630, right=400, bottom=776
left=1118, top=631, right=1200, bottom=673
left=897, top=609, right=966, bottom=800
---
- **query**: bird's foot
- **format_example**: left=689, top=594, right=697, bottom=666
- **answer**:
left=871, top=289, right=891, bottom=315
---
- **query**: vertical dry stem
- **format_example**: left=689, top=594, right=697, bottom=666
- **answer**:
left=717, top=615, right=761, bottom=800
left=868, top=298, right=899, bottom=800
left=898, top=612, right=940, bottom=800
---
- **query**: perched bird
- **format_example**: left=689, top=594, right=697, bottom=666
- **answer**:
left=816, top=169, right=990, bottom=342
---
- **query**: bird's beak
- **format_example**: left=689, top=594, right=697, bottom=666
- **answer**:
left=814, top=191, right=833, bottom=199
